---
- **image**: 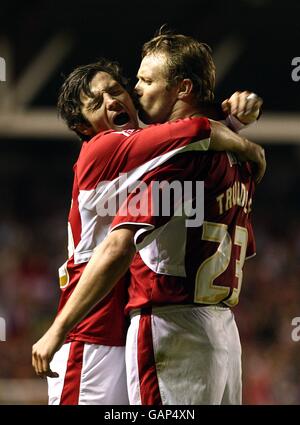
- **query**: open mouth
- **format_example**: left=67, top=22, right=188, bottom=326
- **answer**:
left=113, top=112, right=130, bottom=126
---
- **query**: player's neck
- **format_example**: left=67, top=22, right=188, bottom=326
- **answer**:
left=168, top=100, right=224, bottom=122
left=168, top=103, right=205, bottom=121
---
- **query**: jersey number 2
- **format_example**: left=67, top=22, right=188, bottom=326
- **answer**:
left=194, top=221, right=248, bottom=307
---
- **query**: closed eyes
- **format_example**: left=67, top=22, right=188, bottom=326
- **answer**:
left=87, top=87, right=124, bottom=111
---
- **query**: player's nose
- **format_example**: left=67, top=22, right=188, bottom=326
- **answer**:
left=134, top=81, right=142, bottom=97
left=104, top=93, right=121, bottom=111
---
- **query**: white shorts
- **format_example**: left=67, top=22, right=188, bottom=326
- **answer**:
left=126, top=304, right=242, bottom=405
left=47, top=341, right=129, bottom=405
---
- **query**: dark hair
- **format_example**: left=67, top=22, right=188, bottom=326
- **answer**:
left=57, top=58, right=129, bottom=140
left=142, top=26, right=215, bottom=105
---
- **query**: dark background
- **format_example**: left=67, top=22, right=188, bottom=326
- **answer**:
left=0, top=0, right=300, bottom=404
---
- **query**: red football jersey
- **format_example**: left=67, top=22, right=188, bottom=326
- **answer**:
left=110, top=151, right=256, bottom=313
left=56, top=118, right=211, bottom=345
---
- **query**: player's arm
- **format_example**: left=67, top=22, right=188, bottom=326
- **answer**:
left=209, top=120, right=266, bottom=184
left=124, top=117, right=265, bottom=183
left=32, top=227, right=136, bottom=378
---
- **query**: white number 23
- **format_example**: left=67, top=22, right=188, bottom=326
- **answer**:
left=194, top=221, right=248, bottom=307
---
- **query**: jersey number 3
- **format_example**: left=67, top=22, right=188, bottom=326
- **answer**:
left=194, top=221, right=248, bottom=307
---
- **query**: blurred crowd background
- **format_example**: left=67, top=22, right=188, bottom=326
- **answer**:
left=0, top=0, right=300, bottom=404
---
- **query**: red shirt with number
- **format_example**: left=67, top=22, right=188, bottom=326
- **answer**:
left=110, top=151, right=256, bottom=314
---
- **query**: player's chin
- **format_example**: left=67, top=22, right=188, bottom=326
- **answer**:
left=121, top=121, right=135, bottom=130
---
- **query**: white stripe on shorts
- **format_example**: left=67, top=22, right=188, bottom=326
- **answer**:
left=48, top=342, right=129, bottom=405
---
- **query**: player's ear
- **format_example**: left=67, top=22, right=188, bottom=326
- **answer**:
left=75, top=123, right=95, bottom=138
left=177, top=78, right=193, bottom=100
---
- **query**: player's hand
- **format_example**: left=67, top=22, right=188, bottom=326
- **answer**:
left=32, top=325, right=66, bottom=378
left=222, top=91, right=263, bottom=125
left=240, top=139, right=266, bottom=184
